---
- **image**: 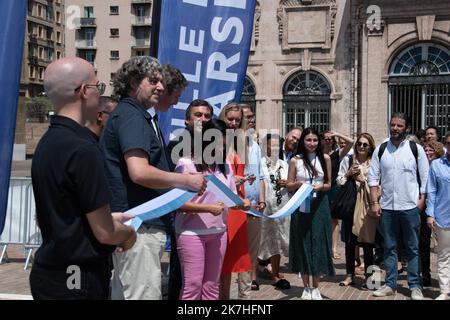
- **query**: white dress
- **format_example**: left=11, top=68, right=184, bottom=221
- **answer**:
left=258, top=156, right=290, bottom=260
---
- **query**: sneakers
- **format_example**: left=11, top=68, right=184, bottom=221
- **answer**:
left=373, top=285, right=396, bottom=297
left=311, top=287, right=323, bottom=300
left=435, top=293, right=450, bottom=300
left=411, top=288, right=423, bottom=300
left=301, top=287, right=312, bottom=300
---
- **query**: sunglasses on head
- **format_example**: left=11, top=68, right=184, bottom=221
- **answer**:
left=357, top=141, right=369, bottom=148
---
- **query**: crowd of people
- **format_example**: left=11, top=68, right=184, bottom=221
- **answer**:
left=29, top=55, right=450, bottom=301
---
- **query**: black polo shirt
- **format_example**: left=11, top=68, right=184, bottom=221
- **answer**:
left=83, top=127, right=99, bottom=144
left=99, top=97, right=172, bottom=232
left=31, top=115, right=114, bottom=270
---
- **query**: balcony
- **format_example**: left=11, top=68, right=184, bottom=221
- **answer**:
left=28, top=34, right=55, bottom=48
left=28, top=56, right=39, bottom=65
left=132, top=38, right=150, bottom=49
left=76, top=18, right=97, bottom=29
left=28, top=15, right=54, bottom=28
left=132, top=17, right=151, bottom=27
left=131, top=0, right=152, bottom=4
left=75, top=40, right=97, bottom=49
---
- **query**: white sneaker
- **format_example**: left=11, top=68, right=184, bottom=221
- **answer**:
left=411, top=288, right=423, bottom=300
left=301, top=287, right=311, bottom=300
left=373, top=285, right=396, bottom=297
left=311, top=287, right=323, bottom=300
left=435, top=293, right=450, bottom=300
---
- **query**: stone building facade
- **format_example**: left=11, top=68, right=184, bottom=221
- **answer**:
left=14, top=0, right=66, bottom=159
left=245, top=0, right=450, bottom=144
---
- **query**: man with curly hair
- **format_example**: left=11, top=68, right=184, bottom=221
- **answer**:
left=99, top=56, right=206, bottom=300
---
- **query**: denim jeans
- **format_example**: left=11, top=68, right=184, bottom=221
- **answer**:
left=380, top=207, right=421, bottom=290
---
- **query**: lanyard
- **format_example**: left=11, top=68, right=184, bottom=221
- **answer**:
left=307, top=157, right=317, bottom=185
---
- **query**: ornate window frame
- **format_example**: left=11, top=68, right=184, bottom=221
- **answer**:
left=277, top=0, right=337, bottom=52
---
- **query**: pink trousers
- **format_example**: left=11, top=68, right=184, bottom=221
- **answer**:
left=177, top=232, right=227, bottom=300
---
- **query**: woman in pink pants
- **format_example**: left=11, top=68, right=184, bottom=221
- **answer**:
left=175, top=119, right=249, bottom=300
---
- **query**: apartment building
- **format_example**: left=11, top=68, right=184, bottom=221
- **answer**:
left=14, top=0, right=65, bottom=160
left=65, top=0, right=152, bottom=96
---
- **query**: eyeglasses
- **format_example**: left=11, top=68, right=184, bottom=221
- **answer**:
left=323, top=138, right=332, bottom=142
left=100, top=110, right=111, bottom=115
left=270, top=174, right=283, bottom=205
left=74, top=82, right=106, bottom=95
left=357, top=141, right=369, bottom=148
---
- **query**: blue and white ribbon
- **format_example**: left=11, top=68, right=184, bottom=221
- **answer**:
left=125, top=175, right=314, bottom=230
left=126, top=188, right=197, bottom=230
left=205, top=175, right=263, bottom=217
left=266, top=184, right=313, bottom=219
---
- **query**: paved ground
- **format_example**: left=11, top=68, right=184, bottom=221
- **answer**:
left=0, top=243, right=441, bottom=300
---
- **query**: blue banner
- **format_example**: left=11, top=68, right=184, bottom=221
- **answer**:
left=0, top=1, right=27, bottom=235
left=157, top=0, right=255, bottom=143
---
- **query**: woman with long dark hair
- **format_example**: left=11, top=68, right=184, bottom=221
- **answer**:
left=175, top=119, right=249, bottom=300
left=287, top=127, right=334, bottom=300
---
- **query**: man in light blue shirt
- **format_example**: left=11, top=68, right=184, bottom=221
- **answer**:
left=426, top=131, right=450, bottom=300
left=240, top=104, right=266, bottom=298
left=368, top=112, right=429, bottom=300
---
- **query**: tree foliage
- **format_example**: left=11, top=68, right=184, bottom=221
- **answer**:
left=26, top=96, right=53, bottom=122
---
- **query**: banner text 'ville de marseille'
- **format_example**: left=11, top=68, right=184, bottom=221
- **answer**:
left=157, top=0, right=255, bottom=143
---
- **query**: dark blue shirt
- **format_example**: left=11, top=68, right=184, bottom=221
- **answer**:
left=99, top=97, right=172, bottom=232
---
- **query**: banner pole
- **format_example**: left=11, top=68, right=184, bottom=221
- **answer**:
left=150, top=0, right=162, bottom=58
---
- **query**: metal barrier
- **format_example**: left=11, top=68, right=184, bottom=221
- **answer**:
left=0, top=177, right=41, bottom=269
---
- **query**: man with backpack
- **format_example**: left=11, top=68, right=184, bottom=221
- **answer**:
left=368, top=112, right=429, bottom=300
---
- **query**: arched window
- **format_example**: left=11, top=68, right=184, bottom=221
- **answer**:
left=390, top=44, right=450, bottom=76
left=240, top=76, right=256, bottom=113
left=283, top=71, right=331, bottom=134
left=389, top=43, right=450, bottom=136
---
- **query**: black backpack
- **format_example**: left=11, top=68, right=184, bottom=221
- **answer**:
left=378, top=140, right=420, bottom=187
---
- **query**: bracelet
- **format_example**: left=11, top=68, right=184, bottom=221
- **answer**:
left=370, top=201, right=379, bottom=205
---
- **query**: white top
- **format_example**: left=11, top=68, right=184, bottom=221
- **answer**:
left=295, top=153, right=324, bottom=187
left=147, top=107, right=160, bottom=139
left=336, top=156, right=371, bottom=188
left=368, top=139, right=429, bottom=211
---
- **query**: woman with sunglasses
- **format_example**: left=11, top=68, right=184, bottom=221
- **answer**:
left=336, top=133, right=377, bottom=287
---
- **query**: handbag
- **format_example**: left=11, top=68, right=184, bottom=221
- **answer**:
left=352, top=181, right=379, bottom=243
left=330, top=156, right=357, bottom=221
